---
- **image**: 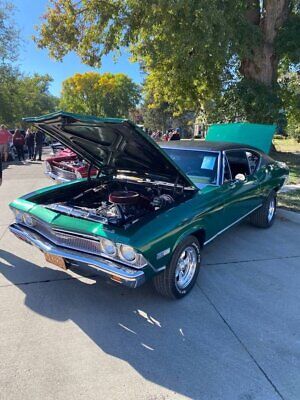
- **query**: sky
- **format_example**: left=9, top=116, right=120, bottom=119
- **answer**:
left=12, top=0, right=143, bottom=97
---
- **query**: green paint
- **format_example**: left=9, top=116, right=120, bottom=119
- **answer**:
left=206, top=123, right=276, bottom=154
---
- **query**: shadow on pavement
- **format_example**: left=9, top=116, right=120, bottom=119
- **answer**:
left=0, top=249, right=254, bottom=399
left=2, top=160, right=33, bottom=171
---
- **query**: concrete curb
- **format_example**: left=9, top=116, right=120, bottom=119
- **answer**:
left=280, top=184, right=300, bottom=193
left=277, top=208, right=300, bottom=224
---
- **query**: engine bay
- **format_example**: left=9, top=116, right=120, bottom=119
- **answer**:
left=45, top=178, right=192, bottom=227
left=52, top=158, right=87, bottom=171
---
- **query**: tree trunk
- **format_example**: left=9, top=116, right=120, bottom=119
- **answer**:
left=240, top=0, right=290, bottom=86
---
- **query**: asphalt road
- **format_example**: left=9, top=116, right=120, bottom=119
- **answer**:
left=0, top=157, right=300, bottom=400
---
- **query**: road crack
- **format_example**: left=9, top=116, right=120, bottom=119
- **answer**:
left=0, top=274, right=99, bottom=289
left=203, top=254, right=300, bottom=267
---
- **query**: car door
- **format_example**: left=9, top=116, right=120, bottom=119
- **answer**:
left=220, top=149, right=261, bottom=227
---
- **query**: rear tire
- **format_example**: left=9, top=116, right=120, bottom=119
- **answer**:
left=249, top=191, right=276, bottom=228
left=153, top=236, right=201, bottom=299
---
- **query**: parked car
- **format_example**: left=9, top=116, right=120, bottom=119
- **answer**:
left=45, top=148, right=98, bottom=183
left=9, top=112, right=288, bottom=299
left=50, top=142, right=65, bottom=155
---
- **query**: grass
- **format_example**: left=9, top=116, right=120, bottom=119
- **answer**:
left=272, top=138, right=300, bottom=185
left=272, top=137, right=300, bottom=212
left=277, top=189, right=300, bottom=213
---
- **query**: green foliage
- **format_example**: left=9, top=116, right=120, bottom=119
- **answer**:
left=0, top=65, right=59, bottom=126
left=0, top=2, right=57, bottom=126
left=142, top=100, right=171, bottom=132
left=35, top=1, right=248, bottom=114
left=211, top=80, right=283, bottom=124
left=0, top=1, right=19, bottom=62
left=276, top=9, right=300, bottom=66
left=36, top=1, right=299, bottom=125
left=280, top=71, right=300, bottom=141
left=60, top=72, right=140, bottom=118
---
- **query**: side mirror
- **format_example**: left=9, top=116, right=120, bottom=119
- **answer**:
left=235, top=173, right=246, bottom=182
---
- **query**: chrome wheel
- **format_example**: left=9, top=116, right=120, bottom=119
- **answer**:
left=267, top=198, right=275, bottom=222
left=175, top=246, right=198, bottom=290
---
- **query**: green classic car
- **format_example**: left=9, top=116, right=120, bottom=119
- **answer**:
left=9, top=112, right=288, bottom=299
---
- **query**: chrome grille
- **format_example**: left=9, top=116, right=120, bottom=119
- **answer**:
left=28, top=218, right=101, bottom=256
left=52, top=166, right=76, bottom=180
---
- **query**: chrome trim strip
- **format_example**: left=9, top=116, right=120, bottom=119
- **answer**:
left=204, top=205, right=262, bottom=245
left=52, top=227, right=100, bottom=240
left=156, top=265, right=167, bottom=272
left=216, top=151, right=221, bottom=186
left=161, top=147, right=220, bottom=154
left=9, top=224, right=145, bottom=288
left=221, top=151, right=232, bottom=184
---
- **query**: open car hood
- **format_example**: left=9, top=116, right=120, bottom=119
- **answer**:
left=206, top=123, right=276, bottom=154
left=24, top=111, right=195, bottom=188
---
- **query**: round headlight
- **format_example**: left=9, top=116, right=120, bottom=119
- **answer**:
left=22, top=213, right=34, bottom=227
left=15, top=210, right=23, bottom=223
left=101, top=239, right=117, bottom=256
left=119, top=245, right=137, bottom=263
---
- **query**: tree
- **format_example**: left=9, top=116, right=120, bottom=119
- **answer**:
left=18, top=74, right=59, bottom=120
left=35, top=1, right=300, bottom=123
left=280, top=71, right=300, bottom=141
left=0, top=2, right=57, bottom=126
left=59, top=72, right=140, bottom=118
left=0, top=67, right=59, bottom=126
left=0, top=1, right=19, bottom=63
left=142, top=100, right=171, bottom=132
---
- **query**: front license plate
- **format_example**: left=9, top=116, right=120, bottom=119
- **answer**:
left=44, top=253, right=67, bottom=270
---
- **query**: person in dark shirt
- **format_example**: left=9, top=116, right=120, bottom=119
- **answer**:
left=25, top=129, right=35, bottom=160
left=170, top=128, right=181, bottom=141
left=33, top=130, right=45, bottom=161
left=13, top=129, right=25, bottom=161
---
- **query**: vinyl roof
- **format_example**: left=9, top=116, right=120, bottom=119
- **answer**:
left=160, top=140, right=262, bottom=153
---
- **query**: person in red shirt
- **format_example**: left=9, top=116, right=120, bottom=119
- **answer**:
left=13, top=129, right=25, bottom=162
left=0, top=124, right=12, bottom=162
left=0, top=154, right=2, bottom=186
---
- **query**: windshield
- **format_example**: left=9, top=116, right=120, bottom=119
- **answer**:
left=164, top=148, right=219, bottom=185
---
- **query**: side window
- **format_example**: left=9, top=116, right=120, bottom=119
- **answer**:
left=223, top=156, right=232, bottom=182
left=226, top=150, right=250, bottom=178
left=246, top=151, right=260, bottom=174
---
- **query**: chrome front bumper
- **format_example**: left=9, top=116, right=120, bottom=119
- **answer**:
left=45, top=171, right=71, bottom=183
left=9, top=223, right=145, bottom=288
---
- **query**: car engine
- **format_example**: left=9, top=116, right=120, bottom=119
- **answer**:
left=46, top=180, right=179, bottom=227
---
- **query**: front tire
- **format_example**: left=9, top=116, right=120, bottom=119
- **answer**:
left=249, top=191, right=277, bottom=228
left=153, top=236, right=201, bottom=299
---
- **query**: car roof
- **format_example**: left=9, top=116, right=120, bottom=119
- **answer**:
left=160, top=140, right=263, bottom=153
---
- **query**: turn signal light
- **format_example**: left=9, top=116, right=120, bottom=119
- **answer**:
left=110, top=275, right=122, bottom=284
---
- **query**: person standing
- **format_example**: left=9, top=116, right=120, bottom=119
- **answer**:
left=0, top=152, right=2, bottom=186
left=33, top=130, right=45, bottom=161
left=0, top=124, right=12, bottom=163
left=170, top=128, right=181, bottom=141
left=13, top=129, right=25, bottom=161
left=25, top=128, right=35, bottom=160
